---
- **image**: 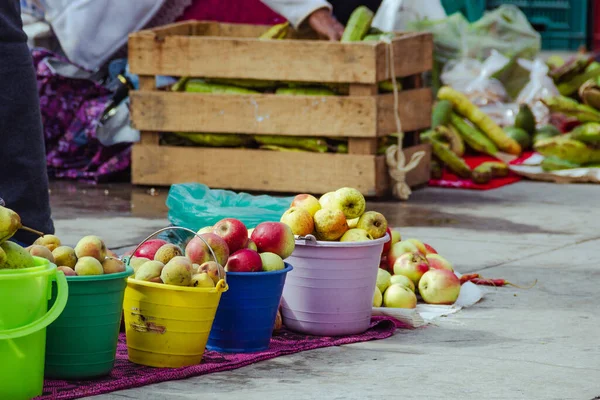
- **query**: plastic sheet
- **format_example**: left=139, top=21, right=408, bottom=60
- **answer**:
left=166, top=183, right=293, bottom=231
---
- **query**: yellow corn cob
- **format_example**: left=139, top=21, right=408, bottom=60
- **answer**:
left=438, top=86, right=522, bottom=155
left=259, top=22, right=290, bottom=39
left=341, top=6, right=374, bottom=42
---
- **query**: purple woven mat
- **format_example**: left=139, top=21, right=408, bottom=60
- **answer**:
left=40, top=316, right=405, bottom=399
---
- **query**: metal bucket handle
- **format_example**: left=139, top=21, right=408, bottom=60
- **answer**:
left=127, top=226, right=227, bottom=290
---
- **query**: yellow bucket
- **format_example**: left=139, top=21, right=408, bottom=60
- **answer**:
left=123, top=226, right=228, bottom=368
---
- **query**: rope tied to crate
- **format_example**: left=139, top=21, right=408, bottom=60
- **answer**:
left=382, top=37, right=426, bottom=200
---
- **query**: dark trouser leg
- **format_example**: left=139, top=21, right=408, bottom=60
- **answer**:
left=0, top=41, right=54, bottom=244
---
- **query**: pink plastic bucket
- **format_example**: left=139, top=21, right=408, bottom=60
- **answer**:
left=281, top=234, right=389, bottom=336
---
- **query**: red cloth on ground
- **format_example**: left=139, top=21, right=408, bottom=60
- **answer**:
left=428, top=152, right=535, bottom=190
left=176, top=0, right=286, bottom=25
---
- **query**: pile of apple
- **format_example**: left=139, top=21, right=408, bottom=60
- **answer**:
left=27, top=234, right=125, bottom=276
left=374, top=235, right=461, bottom=308
left=127, top=218, right=296, bottom=288
left=280, top=187, right=388, bottom=241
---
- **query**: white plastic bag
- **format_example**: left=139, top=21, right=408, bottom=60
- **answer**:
left=441, top=51, right=510, bottom=106
left=372, top=0, right=447, bottom=32
left=514, top=58, right=560, bottom=127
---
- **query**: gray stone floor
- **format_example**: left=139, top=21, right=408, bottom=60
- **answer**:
left=48, top=181, right=600, bottom=400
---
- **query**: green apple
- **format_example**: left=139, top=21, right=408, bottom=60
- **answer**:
left=356, top=211, right=388, bottom=239
left=418, top=269, right=461, bottom=305
left=340, top=228, right=372, bottom=242
left=197, top=226, right=213, bottom=235
left=319, top=191, right=335, bottom=209
left=331, top=187, right=366, bottom=219
left=391, top=230, right=402, bottom=244
left=383, top=283, right=417, bottom=308
left=373, top=286, right=383, bottom=307
left=376, top=268, right=392, bottom=293
left=313, top=209, right=348, bottom=241
left=191, top=272, right=215, bottom=288
left=390, top=274, right=415, bottom=292
left=260, top=252, right=285, bottom=272
left=291, top=194, right=321, bottom=217
left=281, top=207, right=314, bottom=236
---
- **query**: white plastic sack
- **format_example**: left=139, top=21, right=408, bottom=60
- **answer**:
left=372, top=0, right=447, bottom=32
left=510, top=153, right=600, bottom=184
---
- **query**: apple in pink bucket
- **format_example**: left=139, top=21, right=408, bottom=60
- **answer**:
left=251, top=222, right=295, bottom=259
left=134, top=239, right=168, bottom=260
left=226, top=249, right=262, bottom=272
left=185, top=232, right=230, bottom=266
left=213, top=218, right=248, bottom=253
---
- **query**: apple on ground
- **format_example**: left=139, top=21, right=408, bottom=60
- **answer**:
left=213, top=218, right=248, bottom=253
left=251, top=222, right=295, bottom=259
left=197, top=226, right=213, bottom=235
left=393, top=252, right=430, bottom=286
left=391, top=230, right=402, bottom=245
left=418, top=269, right=461, bottom=305
left=318, top=191, right=335, bottom=209
left=424, top=243, right=438, bottom=254
left=383, top=284, right=417, bottom=308
left=260, top=252, right=285, bottom=272
left=313, top=209, right=348, bottom=241
left=280, top=207, right=314, bottom=236
left=356, top=211, right=388, bottom=239
left=373, top=287, right=383, bottom=307
left=226, top=249, right=262, bottom=272
left=387, top=240, right=420, bottom=268
left=426, top=254, right=454, bottom=272
left=382, top=227, right=393, bottom=255
left=134, top=239, right=168, bottom=260
left=291, top=194, right=321, bottom=217
left=185, top=232, right=229, bottom=266
left=390, top=274, right=415, bottom=292
left=330, top=187, right=366, bottom=220
left=340, top=228, right=372, bottom=242
left=405, top=238, right=427, bottom=255
left=376, top=268, right=392, bottom=294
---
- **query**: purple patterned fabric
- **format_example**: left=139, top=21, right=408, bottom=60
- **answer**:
left=39, top=317, right=407, bottom=399
left=33, top=49, right=132, bottom=183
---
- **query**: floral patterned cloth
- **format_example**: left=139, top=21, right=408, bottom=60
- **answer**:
left=33, top=49, right=132, bottom=183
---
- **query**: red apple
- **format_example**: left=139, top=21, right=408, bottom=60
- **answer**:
left=382, top=227, right=393, bottom=255
left=134, top=239, right=168, bottom=260
left=226, top=249, right=262, bottom=273
left=185, top=233, right=230, bottom=266
left=393, top=252, right=430, bottom=286
left=426, top=254, right=454, bottom=272
left=213, top=218, right=248, bottom=254
left=424, top=243, right=438, bottom=254
left=388, top=241, right=419, bottom=269
left=418, top=269, right=461, bottom=305
left=251, top=222, right=295, bottom=259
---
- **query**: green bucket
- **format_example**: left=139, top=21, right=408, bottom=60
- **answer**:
left=0, top=257, right=69, bottom=400
left=45, top=265, right=134, bottom=379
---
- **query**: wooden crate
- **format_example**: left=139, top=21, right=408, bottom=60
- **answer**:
left=128, top=21, right=433, bottom=196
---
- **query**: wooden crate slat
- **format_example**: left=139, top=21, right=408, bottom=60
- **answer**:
left=375, top=33, right=434, bottom=81
left=376, top=88, right=432, bottom=135
left=130, top=88, right=430, bottom=137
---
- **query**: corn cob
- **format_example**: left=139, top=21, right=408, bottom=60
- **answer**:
left=438, top=86, right=522, bottom=155
left=471, top=164, right=492, bottom=184
left=185, top=80, right=259, bottom=94
left=431, top=100, right=453, bottom=129
left=378, top=80, right=403, bottom=93
left=541, top=96, right=600, bottom=123
left=341, top=6, right=374, bottom=42
left=205, top=78, right=277, bottom=89
left=449, top=112, right=498, bottom=156
left=171, top=76, right=190, bottom=92
left=534, top=136, right=600, bottom=164
left=422, top=137, right=472, bottom=179
left=541, top=156, right=581, bottom=171
left=259, top=22, right=290, bottom=39
left=570, top=123, right=600, bottom=145
left=275, top=87, right=336, bottom=96
left=478, top=161, right=509, bottom=177
left=174, top=132, right=252, bottom=147
left=254, top=135, right=329, bottom=153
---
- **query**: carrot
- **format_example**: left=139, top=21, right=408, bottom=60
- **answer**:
left=459, top=273, right=480, bottom=284
left=470, top=278, right=537, bottom=289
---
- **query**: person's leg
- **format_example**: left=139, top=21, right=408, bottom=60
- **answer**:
left=0, top=1, right=54, bottom=244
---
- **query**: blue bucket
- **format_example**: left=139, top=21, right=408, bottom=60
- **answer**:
left=206, top=264, right=292, bottom=353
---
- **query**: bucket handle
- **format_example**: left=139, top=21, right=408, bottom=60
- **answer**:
left=127, top=226, right=227, bottom=292
left=0, top=270, right=69, bottom=340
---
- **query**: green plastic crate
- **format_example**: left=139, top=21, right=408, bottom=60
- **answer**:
left=485, top=0, right=589, bottom=50
left=441, top=0, right=485, bottom=22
